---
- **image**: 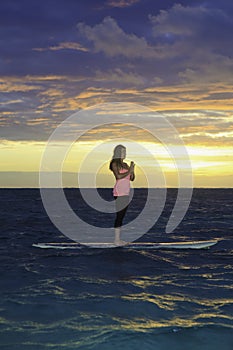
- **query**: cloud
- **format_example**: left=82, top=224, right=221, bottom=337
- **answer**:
left=33, top=42, right=89, bottom=52
left=0, top=78, right=41, bottom=92
left=76, top=88, right=111, bottom=99
left=151, top=4, right=214, bottom=36
left=0, top=99, right=23, bottom=106
left=94, top=68, right=147, bottom=86
left=164, top=110, right=233, bottom=146
left=1, top=72, right=232, bottom=144
left=149, top=3, right=233, bottom=82
left=150, top=3, right=232, bottom=42
left=106, top=0, right=140, bottom=8
left=75, top=10, right=233, bottom=87
left=178, top=57, right=233, bottom=85
left=77, top=16, right=156, bottom=58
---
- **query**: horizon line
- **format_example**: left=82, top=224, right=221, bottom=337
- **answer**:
left=0, top=187, right=232, bottom=189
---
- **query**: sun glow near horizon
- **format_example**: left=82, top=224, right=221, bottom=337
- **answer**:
left=1, top=138, right=233, bottom=188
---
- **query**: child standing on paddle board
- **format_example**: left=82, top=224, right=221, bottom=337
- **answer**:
left=109, top=145, right=135, bottom=245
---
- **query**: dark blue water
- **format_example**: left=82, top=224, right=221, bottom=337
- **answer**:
left=0, top=188, right=233, bottom=350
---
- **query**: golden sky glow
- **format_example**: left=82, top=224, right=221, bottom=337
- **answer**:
left=1, top=137, right=232, bottom=187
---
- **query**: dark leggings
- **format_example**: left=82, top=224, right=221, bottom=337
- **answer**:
left=114, top=195, right=129, bottom=228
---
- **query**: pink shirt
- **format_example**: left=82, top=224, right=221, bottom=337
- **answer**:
left=113, top=168, right=131, bottom=196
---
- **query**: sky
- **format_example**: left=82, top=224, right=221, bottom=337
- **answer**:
left=0, top=0, right=233, bottom=187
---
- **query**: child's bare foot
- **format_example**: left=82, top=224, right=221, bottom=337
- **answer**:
left=114, top=240, right=127, bottom=246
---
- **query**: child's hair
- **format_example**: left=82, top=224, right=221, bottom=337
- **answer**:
left=109, top=144, right=126, bottom=171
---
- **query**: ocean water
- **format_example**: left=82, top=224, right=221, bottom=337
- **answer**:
left=0, top=188, right=233, bottom=350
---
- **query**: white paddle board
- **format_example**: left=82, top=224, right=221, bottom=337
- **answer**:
left=32, top=239, right=218, bottom=250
